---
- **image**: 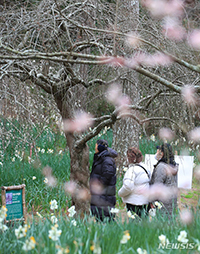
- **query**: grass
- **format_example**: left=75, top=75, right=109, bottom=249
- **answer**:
left=1, top=122, right=200, bottom=253
left=0, top=210, right=200, bottom=254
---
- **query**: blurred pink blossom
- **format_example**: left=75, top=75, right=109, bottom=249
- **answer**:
left=180, top=209, right=193, bottom=225
left=188, top=29, right=200, bottom=50
left=106, top=84, right=131, bottom=116
left=90, top=179, right=103, bottom=195
left=63, top=111, right=94, bottom=133
left=181, top=85, right=198, bottom=105
left=46, top=175, right=57, bottom=187
left=117, top=95, right=132, bottom=117
left=188, top=127, right=200, bottom=143
left=144, top=183, right=178, bottom=202
left=141, top=0, right=183, bottom=18
left=162, top=18, right=186, bottom=41
left=165, top=164, right=178, bottom=176
left=42, top=166, right=57, bottom=187
left=159, top=128, right=175, bottom=141
left=128, top=52, right=173, bottom=67
left=106, top=83, right=122, bottom=104
left=126, top=32, right=142, bottom=47
left=42, top=166, right=53, bottom=177
left=76, top=188, right=90, bottom=201
left=64, top=181, right=78, bottom=195
left=101, top=56, right=125, bottom=67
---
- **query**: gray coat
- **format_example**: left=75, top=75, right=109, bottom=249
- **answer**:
left=150, top=162, right=178, bottom=216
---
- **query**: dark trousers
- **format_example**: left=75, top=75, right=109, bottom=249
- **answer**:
left=126, top=203, right=151, bottom=218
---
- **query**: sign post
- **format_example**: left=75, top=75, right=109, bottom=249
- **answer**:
left=1, top=184, right=26, bottom=222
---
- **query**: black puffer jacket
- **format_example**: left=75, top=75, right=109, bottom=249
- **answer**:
left=90, top=148, right=118, bottom=219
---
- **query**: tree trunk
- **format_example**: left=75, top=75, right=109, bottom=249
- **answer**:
left=112, top=0, right=140, bottom=168
left=68, top=138, right=90, bottom=216
left=54, top=84, right=91, bottom=215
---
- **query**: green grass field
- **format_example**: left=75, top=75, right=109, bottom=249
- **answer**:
left=0, top=124, right=200, bottom=253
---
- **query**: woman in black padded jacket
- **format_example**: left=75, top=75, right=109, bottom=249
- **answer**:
left=90, top=139, right=118, bottom=222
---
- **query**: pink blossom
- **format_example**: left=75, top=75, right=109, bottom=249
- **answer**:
left=145, top=183, right=178, bottom=202
left=165, top=164, right=178, bottom=176
left=141, top=0, right=183, bottom=18
left=106, top=83, right=122, bottom=105
left=144, top=53, right=172, bottom=66
left=162, top=18, right=186, bottom=41
left=106, top=84, right=131, bottom=116
left=45, top=175, right=57, bottom=187
left=181, top=85, right=198, bottom=105
left=180, top=209, right=193, bottom=225
left=129, top=52, right=173, bottom=67
left=126, top=32, right=142, bottom=47
left=76, top=188, right=90, bottom=201
left=64, top=181, right=77, bottom=195
left=90, top=179, right=103, bottom=195
left=101, top=56, right=125, bottom=67
left=63, top=111, right=94, bottom=133
left=42, top=166, right=53, bottom=177
left=188, top=29, right=200, bottom=50
left=117, top=95, right=131, bottom=117
left=159, top=128, right=174, bottom=141
left=188, top=127, right=200, bottom=143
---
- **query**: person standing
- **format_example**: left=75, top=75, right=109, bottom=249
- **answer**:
left=150, top=143, right=178, bottom=217
left=118, top=147, right=151, bottom=218
left=90, top=139, right=118, bottom=222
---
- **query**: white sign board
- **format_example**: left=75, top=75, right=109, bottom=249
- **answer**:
left=145, top=154, right=194, bottom=189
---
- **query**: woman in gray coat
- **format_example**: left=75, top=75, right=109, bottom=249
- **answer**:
left=150, top=143, right=178, bottom=217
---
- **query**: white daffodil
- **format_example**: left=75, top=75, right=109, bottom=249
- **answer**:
left=90, top=244, right=101, bottom=254
left=0, top=206, right=7, bottom=221
left=150, top=134, right=156, bottom=142
left=58, top=150, right=63, bottom=155
left=120, top=231, right=131, bottom=244
left=56, top=246, right=70, bottom=254
left=0, top=223, right=8, bottom=232
left=158, top=234, right=169, bottom=246
left=123, top=167, right=128, bottom=172
left=137, top=248, right=147, bottom=254
left=127, top=211, right=135, bottom=219
left=149, top=208, right=156, bottom=217
left=48, top=224, right=62, bottom=241
left=110, top=208, right=119, bottom=214
left=22, top=236, right=36, bottom=251
left=47, top=149, right=54, bottom=154
left=41, top=149, right=45, bottom=153
left=154, top=201, right=162, bottom=209
left=71, top=219, right=77, bottom=226
left=50, top=199, right=58, bottom=210
left=44, top=178, right=48, bottom=184
left=32, top=176, right=36, bottom=180
left=177, top=230, right=188, bottom=243
left=51, top=215, right=58, bottom=224
left=36, top=212, right=43, bottom=218
left=15, top=224, right=28, bottom=239
left=68, top=206, right=76, bottom=217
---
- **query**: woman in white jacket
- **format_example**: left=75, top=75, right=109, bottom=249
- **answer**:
left=118, top=147, right=151, bottom=217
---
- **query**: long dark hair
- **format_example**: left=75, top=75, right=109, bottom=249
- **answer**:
left=159, top=143, right=176, bottom=166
